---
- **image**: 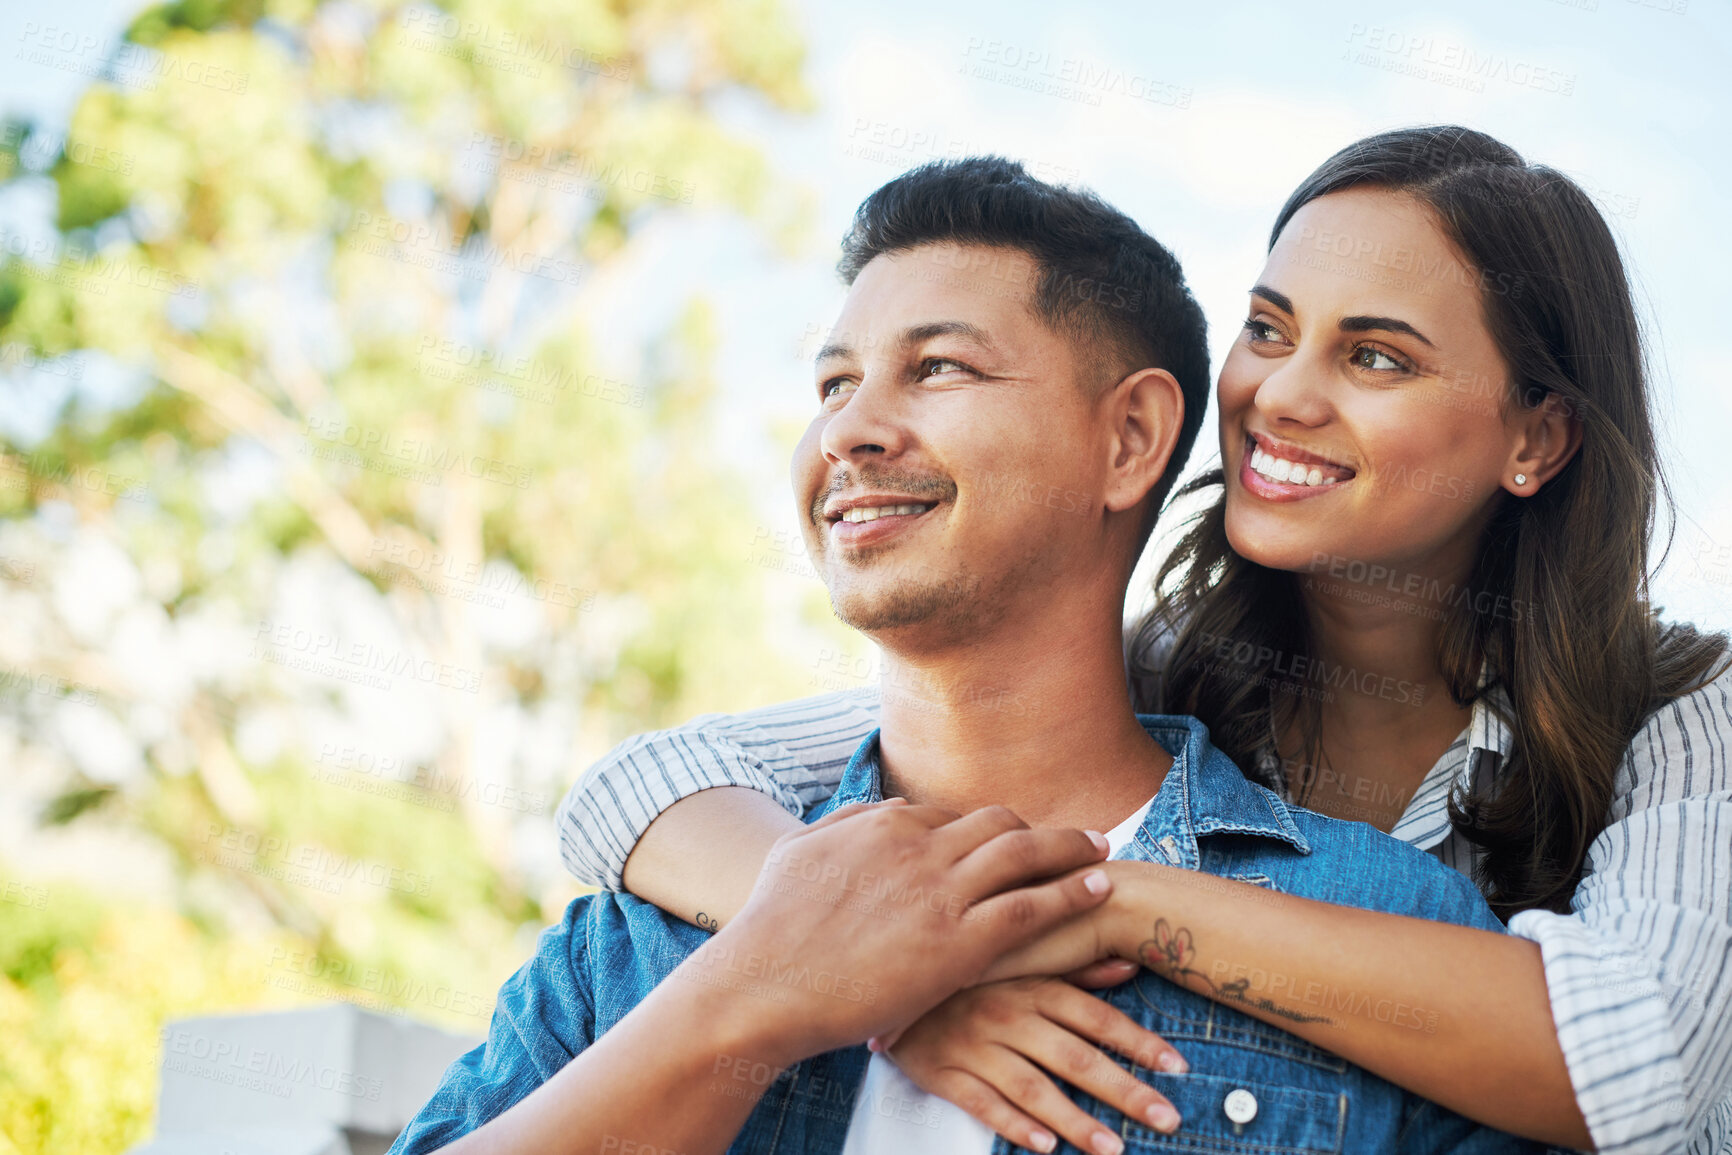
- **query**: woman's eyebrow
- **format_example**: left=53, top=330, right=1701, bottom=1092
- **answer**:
left=1338, top=314, right=1436, bottom=348
left=1249, top=284, right=1293, bottom=314
left=1250, top=284, right=1437, bottom=349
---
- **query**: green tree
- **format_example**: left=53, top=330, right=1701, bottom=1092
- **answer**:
left=0, top=0, right=823, bottom=1148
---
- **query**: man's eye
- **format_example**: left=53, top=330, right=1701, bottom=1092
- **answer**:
left=921, top=357, right=968, bottom=377
left=821, top=379, right=857, bottom=400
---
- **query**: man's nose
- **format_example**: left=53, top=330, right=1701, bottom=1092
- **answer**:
left=820, top=376, right=910, bottom=464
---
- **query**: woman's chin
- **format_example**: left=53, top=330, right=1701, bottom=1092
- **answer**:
left=1224, top=514, right=1333, bottom=575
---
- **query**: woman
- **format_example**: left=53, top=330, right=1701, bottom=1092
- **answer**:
left=557, top=126, right=1731, bottom=1154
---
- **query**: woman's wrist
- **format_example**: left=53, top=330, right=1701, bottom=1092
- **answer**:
left=1099, top=860, right=1186, bottom=962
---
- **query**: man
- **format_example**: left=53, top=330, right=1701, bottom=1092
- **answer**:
left=391, top=158, right=1541, bottom=1155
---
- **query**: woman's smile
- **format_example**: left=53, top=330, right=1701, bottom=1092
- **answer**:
left=1238, top=431, right=1356, bottom=502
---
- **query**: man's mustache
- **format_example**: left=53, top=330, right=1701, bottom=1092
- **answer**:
left=810, top=467, right=958, bottom=524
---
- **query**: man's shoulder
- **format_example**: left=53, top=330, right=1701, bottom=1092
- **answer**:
left=543, top=891, right=712, bottom=999
left=1276, top=807, right=1503, bottom=931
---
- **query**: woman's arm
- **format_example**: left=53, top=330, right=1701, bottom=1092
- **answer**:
left=987, top=863, right=1591, bottom=1147
left=555, top=688, right=878, bottom=901
left=622, top=786, right=804, bottom=929
left=1500, top=678, right=1732, bottom=1154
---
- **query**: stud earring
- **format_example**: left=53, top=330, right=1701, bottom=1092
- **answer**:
left=1513, top=474, right=1527, bottom=485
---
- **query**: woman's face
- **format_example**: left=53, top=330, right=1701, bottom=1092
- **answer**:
left=1218, top=187, right=1528, bottom=584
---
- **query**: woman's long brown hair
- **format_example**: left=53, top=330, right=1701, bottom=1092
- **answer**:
left=1130, top=125, right=1728, bottom=919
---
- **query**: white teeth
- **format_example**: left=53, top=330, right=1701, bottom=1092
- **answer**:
left=840, top=503, right=930, bottom=523
left=1248, top=444, right=1346, bottom=488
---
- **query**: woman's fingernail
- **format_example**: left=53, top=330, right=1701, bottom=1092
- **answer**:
left=1084, top=870, right=1111, bottom=895
left=1146, top=1103, right=1181, bottom=1132
left=1029, top=1129, right=1057, bottom=1153
left=1085, top=829, right=1108, bottom=852
left=1158, top=1050, right=1188, bottom=1074
left=866, top=1037, right=882, bottom=1053
left=1091, top=1130, right=1124, bottom=1155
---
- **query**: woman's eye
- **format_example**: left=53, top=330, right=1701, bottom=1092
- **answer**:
left=1242, top=319, right=1286, bottom=345
left=1350, top=345, right=1409, bottom=372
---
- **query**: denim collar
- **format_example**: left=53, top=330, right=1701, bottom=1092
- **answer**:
left=811, top=713, right=1310, bottom=868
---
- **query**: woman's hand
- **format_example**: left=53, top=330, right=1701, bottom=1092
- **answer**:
left=977, top=859, right=1164, bottom=984
left=881, top=971, right=1186, bottom=1155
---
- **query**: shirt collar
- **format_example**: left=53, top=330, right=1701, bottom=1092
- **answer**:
left=813, top=714, right=1312, bottom=867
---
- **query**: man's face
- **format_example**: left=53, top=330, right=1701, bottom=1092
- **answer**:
left=794, top=243, right=1112, bottom=647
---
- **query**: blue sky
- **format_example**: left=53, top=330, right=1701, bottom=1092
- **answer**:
left=5, top=0, right=1728, bottom=629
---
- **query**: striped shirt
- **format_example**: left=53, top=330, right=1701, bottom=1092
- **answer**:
left=556, top=676, right=1732, bottom=1154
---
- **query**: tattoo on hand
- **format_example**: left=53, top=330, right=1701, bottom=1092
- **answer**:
left=696, top=911, right=720, bottom=932
left=1137, top=918, right=1331, bottom=1027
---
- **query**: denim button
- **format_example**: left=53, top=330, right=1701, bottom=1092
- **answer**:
left=1223, top=1087, right=1258, bottom=1124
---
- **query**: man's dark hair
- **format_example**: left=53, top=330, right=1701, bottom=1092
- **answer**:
left=837, top=155, right=1211, bottom=526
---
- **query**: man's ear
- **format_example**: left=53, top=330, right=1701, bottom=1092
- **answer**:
left=1502, top=389, right=1582, bottom=496
left=1102, top=367, right=1184, bottom=514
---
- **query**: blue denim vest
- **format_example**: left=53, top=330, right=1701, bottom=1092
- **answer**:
left=392, top=715, right=1573, bottom=1154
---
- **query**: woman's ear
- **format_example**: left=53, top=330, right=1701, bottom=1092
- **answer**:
left=1103, top=367, right=1184, bottom=514
left=1503, top=390, right=1583, bottom=496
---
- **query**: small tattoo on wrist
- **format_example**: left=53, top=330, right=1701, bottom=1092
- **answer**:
left=1137, top=918, right=1331, bottom=1027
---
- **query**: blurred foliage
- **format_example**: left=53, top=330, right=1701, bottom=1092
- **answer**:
left=0, top=0, right=827, bottom=1148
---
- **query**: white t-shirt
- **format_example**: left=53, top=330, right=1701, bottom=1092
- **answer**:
left=840, top=795, right=1158, bottom=1155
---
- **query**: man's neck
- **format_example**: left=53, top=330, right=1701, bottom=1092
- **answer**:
left=872, top=606, right=1172, bottom=834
